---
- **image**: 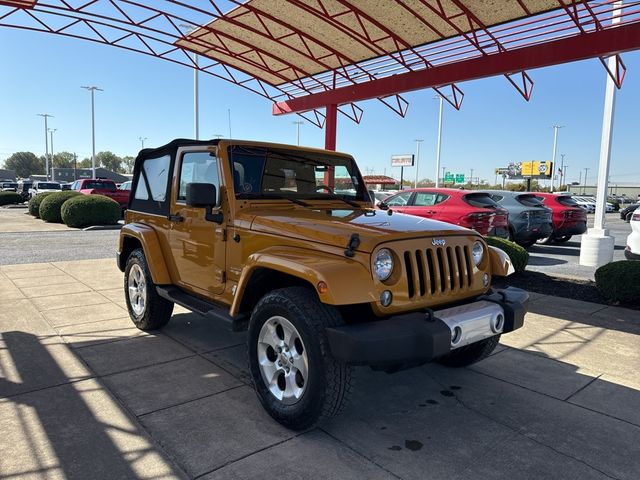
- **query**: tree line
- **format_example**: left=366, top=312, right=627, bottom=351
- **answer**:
left=2, top=151, right=135, bottom=178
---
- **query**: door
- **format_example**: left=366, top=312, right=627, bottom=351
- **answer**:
left=384, top=191, right=414, bottom=214
left=407, top=191, right=446, bottom=219
left=169, top=149, right=226, bottom=297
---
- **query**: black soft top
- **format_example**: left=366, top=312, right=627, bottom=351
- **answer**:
left=135, top=138, right=221, bottom=165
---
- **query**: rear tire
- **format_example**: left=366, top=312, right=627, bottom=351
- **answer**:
left=438, top=335, right=501, bottom=367
left=124, top=248, right=173, bottom=331
left=536, top=235, right=555, bottom=245
left=554, top=235, right=572, bottom=243
left=247, top=287, right=353, bottom=430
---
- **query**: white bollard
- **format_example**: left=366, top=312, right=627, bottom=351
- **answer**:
left=579, top=228, right=615, bottom=267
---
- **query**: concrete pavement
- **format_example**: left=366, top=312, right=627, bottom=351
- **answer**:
left=1, top=259, right=639, bottom=479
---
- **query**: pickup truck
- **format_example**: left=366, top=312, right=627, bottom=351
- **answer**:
left=70, top=178, right=130, bottom=209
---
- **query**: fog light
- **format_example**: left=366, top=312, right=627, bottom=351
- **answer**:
left=491, top=313, right=505, bottom=333
left=483, top=273, right=490, bottom=287
left=451, top=326, right=462, bottom=346
left=380, top=290, right=393, bottom=307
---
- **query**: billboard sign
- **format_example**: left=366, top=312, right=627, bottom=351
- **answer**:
left=391, top=154, right=414, bottom=167
left=496, top=161, right=553, bottom=179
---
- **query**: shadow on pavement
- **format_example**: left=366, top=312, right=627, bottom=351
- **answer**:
left=0, top=331, right=183, bottom=479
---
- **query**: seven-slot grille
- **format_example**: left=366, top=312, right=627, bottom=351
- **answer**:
left=403, top=245, right=473, bottom=298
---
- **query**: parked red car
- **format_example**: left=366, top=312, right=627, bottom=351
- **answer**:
left=70, top=178, right=130, bottom=209
left=379, top=188, right=509, bottom=237
left=533, top=192, right=587, bottom=244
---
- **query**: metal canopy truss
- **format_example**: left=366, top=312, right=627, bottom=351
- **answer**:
left=1, top=0, right=639, bottom=136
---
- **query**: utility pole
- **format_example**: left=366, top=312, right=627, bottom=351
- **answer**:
left=228, top=108, right=232, bottom=138
left=139, top=137, right=147, bottom=150
left=81, top=85, right=103, bottom=178
left=213, top=134, right=223, bottom=139
left=550, top=125, right=564, bottom=191
left=559, top=153, right=565, bottom=188
left=49, top=128, right=57, bottom=181
left=470, top=168, right=474, bottom=188
left=441, top=166, right=446, bottom=185
left=293, top=121, right=304, bottom=146
left=434, top=95, right=445, bottom=187
left=563, top=165, right=568, bottom=190
left=414, top=139, right=424, bottom=187
left=37, top=114, right=53, bottom=180
left=73, top=153, right=77, bottom=180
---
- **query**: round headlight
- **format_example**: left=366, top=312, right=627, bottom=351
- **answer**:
left=374, top=248, right=394, bottom=281
left=472, top=241, right=484, bottom=266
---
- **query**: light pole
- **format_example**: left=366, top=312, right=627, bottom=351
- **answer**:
left=37, top=114, right=53, bottom=180
left=470, top=168, right=474, bottom=188
left=434, top=95, right=445, bottom=187
left=139, top=137, right=147, bottom=150
left=441, top=166, right=446, bottom=185
left=414, top=139, right=424, bottom=187
left=213, top=134, right=223, bottom=139
left=293, top=121, right=304, bottom=146
left=180, top=24, right=200, bottom=140
left=228, top=108, right=232, bottom=138
left=49, top=128, right=57, bottom=180
left=563, top=165, right=569, bottom=190
left=583, top=167, right=590, bottom=194
left=81, top=86, right=103, bottom=178
left=559, top=153, right=565, bottom=188
left=550, top=125, right=564, bottom=190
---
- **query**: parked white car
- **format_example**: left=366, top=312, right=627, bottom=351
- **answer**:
left=571, top=196, right=614, bottom=213
left=28, top=181, right=61, bottom=198
left=625, top=211, right=640, bottom=260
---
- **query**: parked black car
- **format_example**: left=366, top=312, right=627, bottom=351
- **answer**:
left=480, top=190, right=553, bottom=248
left=620, top=203, right=639, bottom=222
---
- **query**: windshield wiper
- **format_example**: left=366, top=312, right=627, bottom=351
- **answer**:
left=315, top=194, right=362, bottom=208
left=236, top=192, right=310, bottom=207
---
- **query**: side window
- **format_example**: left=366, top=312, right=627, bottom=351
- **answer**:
left=436, top=194, right=449, bottom=204
left=386, top=191, right=412, bottom=206
left=141, top=154, right=170, bottom=201
left=413, top=192, right=438, bottom=206
left=178, top=152, right=220, bottom=203
left=130, top=153, right=173, bottom=215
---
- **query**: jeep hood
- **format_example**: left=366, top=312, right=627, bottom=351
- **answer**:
left=243, top=208, right=472, bottom=253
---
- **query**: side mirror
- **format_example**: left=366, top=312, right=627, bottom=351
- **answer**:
left=186, top=183, right=223, bottom=224
left=186, top=182, right=217, bottom=207
left=378, top=201, right=389, bottom=210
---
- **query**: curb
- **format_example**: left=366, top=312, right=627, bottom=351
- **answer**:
left=82, top=224, right=123, bottom=231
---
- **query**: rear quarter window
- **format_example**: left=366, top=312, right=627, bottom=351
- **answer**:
left=464, top=193, right=499, bottom=208
left=517, top=194, right=545, bottom=207
left=557, top=196, right=579, bottom=207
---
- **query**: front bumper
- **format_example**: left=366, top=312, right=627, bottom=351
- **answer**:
left=326, top=287, right=528, bottom=367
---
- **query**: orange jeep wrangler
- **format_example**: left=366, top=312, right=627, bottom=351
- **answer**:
left=117, top=139, right=528, bottom=430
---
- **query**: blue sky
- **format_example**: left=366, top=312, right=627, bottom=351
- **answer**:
left=1, top=24, right=638, bottom=185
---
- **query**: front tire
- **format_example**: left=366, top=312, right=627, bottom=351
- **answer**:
left=554, top=235, right=572, bottom=243
left=124, top=248, right=173, bottom=331
left=438, top=335, right=501, bottom=367
left=247, top=287, right=352, bottom=430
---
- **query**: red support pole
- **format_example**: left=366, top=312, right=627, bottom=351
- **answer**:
left=324, top=104, right=337, bottom=151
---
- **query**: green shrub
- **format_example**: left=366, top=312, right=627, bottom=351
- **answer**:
left=61, top=194, right=120, bottom=228
left=486, top=236, right=529, bottom=273
left=28, top=193, right=53, bottom=218
left=595, top=261, right=640, bottom=304
left=0, top=192, right=23, bottom=206
left=39, top=191, right=83, bottom=223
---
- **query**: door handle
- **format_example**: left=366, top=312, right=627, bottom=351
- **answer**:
left=167, top=214, right=184, bottom=223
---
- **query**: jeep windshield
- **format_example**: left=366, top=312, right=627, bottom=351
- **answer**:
left=37, top=183, right=61, bottom=190
left=228, top=145, right=369, bottom=203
